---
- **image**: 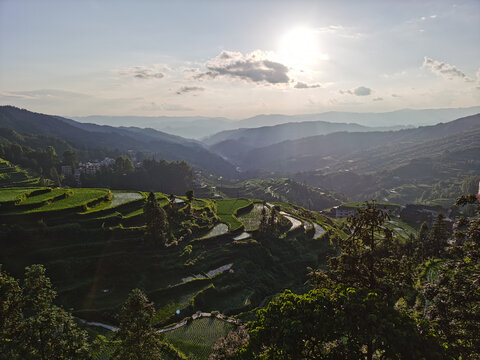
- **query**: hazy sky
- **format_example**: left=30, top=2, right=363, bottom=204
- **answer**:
left=0, top=0, right=479, bottom=118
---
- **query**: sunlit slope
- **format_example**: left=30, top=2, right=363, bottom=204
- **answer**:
left=0, top=186, right=344, bottom=327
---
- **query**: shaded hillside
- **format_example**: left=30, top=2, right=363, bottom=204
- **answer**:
left=293, top=128, right=480, bottom=205
left=215, top=178, right=347, bottom=211
left=238, top=114, right=480, bottom=172
left=0, top=106, right=237, bottom=177
left=203, top=120, right=372, bottom=147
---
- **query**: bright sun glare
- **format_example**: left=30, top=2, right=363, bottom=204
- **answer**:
left=279, top=27, right=327, bottom=68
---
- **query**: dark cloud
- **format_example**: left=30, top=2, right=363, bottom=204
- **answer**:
left=176, top=86, right=205, bottom=95
left=340, top=86, right=372, bottom=96
left=423, top=57, right=472, bottom=82
left=119, top=66, right=164, bottom=79
left=294, top=82, right=321, bottom=89
left=196, top=51, right=290, bottom=84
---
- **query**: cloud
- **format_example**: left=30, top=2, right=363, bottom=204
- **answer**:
left=423, top=57, right=472, bottom=82
left=176, top=86, right=205, bottom=95
left=294, top=82, right=321, bottom=89
left=196, top=50, right=290, bottom=84
left=0, top=89, right=91, bottom=100
left=373, top=97, right=383, bottom=101
left=119, top=66, right=164, bottom=79
left=316, top=25, right=364, bottom=39
left=340, top=86, right=372, bottom=96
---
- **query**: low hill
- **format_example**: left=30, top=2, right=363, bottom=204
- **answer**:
left=0, top=106, right=237, bottom=177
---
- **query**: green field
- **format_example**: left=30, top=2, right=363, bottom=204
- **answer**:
left=164, top=317, right=235, bottom=360
left=238, top=202, right=270, bottom=231
left=215, top=198, right=252, bottom=231
left=0, top=187, right=41, bottom=203
left=81, top=191, right=145, bottom=214
left=27, top=188, right=110, bottom=213
left=19, top=188, right=67, bottom=206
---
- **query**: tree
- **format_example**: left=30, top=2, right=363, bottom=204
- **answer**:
left=302, top=202, right=427, bottom=360
left=423, top=200, right=480, bottom=359
left=425, top=214, right=449, bottom=258
left=240, top=288, right=443, bottom=360
left=0, top=265, right=90, bottom=360
left=257, top=205, right=289, bottom=239
left=0, top=265, right=23, bottom=359
left=144, top=192, right=169, bottom=245
left=114, top=156, right=134, bottom=174
left=324, top=201, right=411, bottom=301
left=210, top=325, right=249, bottom=360
left=113, top=289, right=166, bottom=360
left=416, top=222, right=429, bottom=260
left=62, top=150, right=78, bottom=169
left=185, top=190, right=194, bottom=202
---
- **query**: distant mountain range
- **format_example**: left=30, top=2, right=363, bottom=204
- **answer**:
left=0, top=106, right=237, bottom=177
left=235, top=113, right=480, bottom=173
left=205, top=121, right=409, bottom=162
left=72, top=106, right=480, bottom=139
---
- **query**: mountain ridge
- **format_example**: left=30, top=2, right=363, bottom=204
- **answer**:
left=0, top=106, right=237, bottom=177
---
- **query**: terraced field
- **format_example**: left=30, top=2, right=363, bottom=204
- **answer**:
left=27, top=188, right=110, bottom=213
left=164, top=317, right=235, bottom=360
left=215, top=198, right=252, bottom=231
left=0, top=186, right=354, bottom=358
left=18, top=188, right=67, bottom=206
left=0, top=158, right=39, bottom=187
left=237, top=202, right=270, bottom=231
left=0, top=187, right=43, bottom=203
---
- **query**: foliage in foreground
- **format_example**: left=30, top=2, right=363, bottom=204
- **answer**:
left=112, top=289, right=186, bottom=360
left=0, top=264, right=90, bottom=360
left=213, top=199, right=479, bottom=359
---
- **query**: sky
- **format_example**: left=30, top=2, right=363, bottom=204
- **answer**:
left=0, top=0, right=479, bottom=119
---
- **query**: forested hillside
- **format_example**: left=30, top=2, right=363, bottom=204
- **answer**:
left=0, top=106, right=237, bottom=177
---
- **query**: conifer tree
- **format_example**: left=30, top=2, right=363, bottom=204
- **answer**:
left=426, top=214, right=449, bottom=257
left=113, top=289, right=165, bottom=360
left=144, top=192, right=169, bottom=245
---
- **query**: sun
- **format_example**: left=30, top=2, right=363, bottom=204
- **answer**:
left=279, top=27, right=326, bottom=68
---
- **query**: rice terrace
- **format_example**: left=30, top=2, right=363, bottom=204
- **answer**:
left=1, top=1, right=479, bottom=359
